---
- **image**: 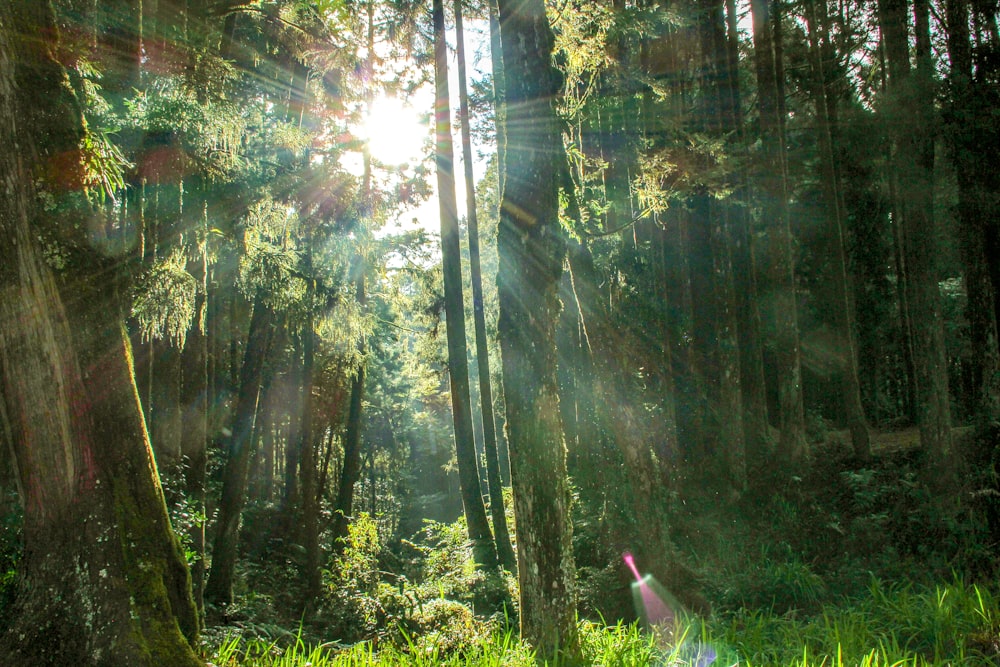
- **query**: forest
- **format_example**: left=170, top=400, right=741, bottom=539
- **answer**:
left=1, top=0, right=999, bottom=664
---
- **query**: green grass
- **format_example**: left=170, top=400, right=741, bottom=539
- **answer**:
left=205, top=579, right=1000, bottom=666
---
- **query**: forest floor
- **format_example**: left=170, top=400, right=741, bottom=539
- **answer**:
left=826, top=425, right=975, bottom=454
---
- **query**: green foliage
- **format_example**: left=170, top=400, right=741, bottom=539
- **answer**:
left=715, top=543, right=828, bottom=615
left=80, top=129, right=132, bottom=203
left=0, top=488, right=21, bottom=615
left=205, top=580, right=1000, bottom=665
left=314, top=514, right=384, bottom=642
left=411, top=518, right=516, bottom=617
left=238, top=198, right=305, bottom=308
left=132, top=248, right=198, bottom=346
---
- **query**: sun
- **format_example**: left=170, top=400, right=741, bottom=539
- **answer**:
left=359, top=95, right=429, bottom=167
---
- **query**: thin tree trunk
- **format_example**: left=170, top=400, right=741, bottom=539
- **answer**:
left=433, top=0, right=497, bottom=570
left=331, top=271, right=367, bottom=554
left=454, top=0, right=516, bottom=572
left=299, top=278, right=321, bottom=605
left=179, top=198, right=210, bottom=617
left=751, top=0, right=809, bottom=465
left=488, top=0, right=506, bottom=194
left=205, top=294, right=276, bottom=606
left=804, top=0, right=872, bottom=459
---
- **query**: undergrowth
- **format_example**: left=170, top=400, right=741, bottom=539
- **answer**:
left=205, top=578, right=1000, bottom=666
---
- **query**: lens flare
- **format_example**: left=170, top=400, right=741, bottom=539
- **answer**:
left=623, top=551, right=642, bottom=582
left=623, top=552, right=724, bottom=666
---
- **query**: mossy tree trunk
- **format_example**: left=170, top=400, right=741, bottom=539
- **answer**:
left=179, top=223, right=209, bottom=616
left=0, top=3, right=200, bottom=664
left=495, top=0, right=580, bottom=660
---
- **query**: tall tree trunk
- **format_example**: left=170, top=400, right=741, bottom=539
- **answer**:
left=804, top=0, right=872, bottom=459
left=205, top=294, right=276, bottom=607
left=488, top=0, right=507, bottom=194
left=455, top=0, right=517, bottom=572
left=751, top=0, right=809, bottom=465
left=0, top=4, right=200, bottom=663
left=179, top=200, right=209, bottom=617
left=434, top=0, right=498, bottom=570
left=298, top=283, right=322, bottom=606
left=331, top=271, right=367, bottom=554
left=495, top=0, right=580, bottom=659
left=945, top=0, right=1000, bottom=422
left=720, top=0, right=772, bottom=472
left=691, top=0, right=746, bottom=490
left=332, top=2, right=374, bottom=556
left=879, top=0, right=954, bottom=476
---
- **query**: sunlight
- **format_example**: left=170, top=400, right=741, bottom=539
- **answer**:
left=358, top=95, right=429, bottom=166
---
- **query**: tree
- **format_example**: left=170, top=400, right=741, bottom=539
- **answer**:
left=944, top=0, right=1000, bottom=423
left=802, top=0, right=872, bottom=459
left=433, top=0, right=498, bottom=570
left=750, top=0, right=809, bottom=465
left=878, top=0, right=954, bottom=475
left=205, top=292, right=278, bottom=607
left=454, top=0, right=517, bottom=572
left=0, top=2, right=200, bottom=663
left=495, top=0, right=580, bottom=659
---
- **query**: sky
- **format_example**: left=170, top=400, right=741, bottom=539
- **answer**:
left=364, top=16, right=495, bottom=241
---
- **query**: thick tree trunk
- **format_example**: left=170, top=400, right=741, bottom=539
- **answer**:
left=455, top=0, right=517, bottom=572
left=205, top=294, right=276, bottom=607
left=0, top=5, right=200, bottom=663
left=496, top=0, right=580, bottom=659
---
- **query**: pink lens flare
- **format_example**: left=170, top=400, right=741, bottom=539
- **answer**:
left=623, top=551, right=642, bottom=582
left=636, top=574, right=675, bottom=626
left=624, top=552, right=720, bottom=666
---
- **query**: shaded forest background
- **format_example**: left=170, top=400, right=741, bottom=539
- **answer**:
left=1, top=0, right=1000, bottom=663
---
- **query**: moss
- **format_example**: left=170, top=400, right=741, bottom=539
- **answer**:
left=112, top=475, right=202, bottom=667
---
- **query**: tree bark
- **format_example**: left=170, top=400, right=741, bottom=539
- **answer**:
left=204, top=294, right=276, bottom=607
left=331, top=271, right=367, bottom=554
left=496, top=0, right=580, bottom=659
left=455, top=0, right=517, bottom=572
left=804, top=0, right=872, bottom=459
left=298, top=286, right=322, bottom=606
left=945, top=0, right=1000, bottom=422
left=0, top=4, right=200, bottom=663
left=751, top=0, right=809, bottom=466
left=879, top=0, right=954, bottom=475
left=179, top=214, right=209, bottom=616
left=433, top=0, right=498, bottom=570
